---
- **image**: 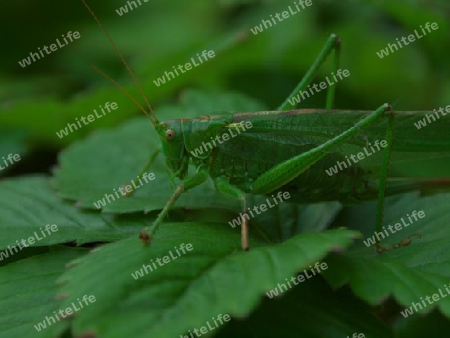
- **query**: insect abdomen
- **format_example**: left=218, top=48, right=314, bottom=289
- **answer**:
left=209, top=138, right=370, bottom=204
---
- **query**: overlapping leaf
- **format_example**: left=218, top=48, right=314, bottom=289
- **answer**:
left=216, top=278, right=393, bottom=338
left=324, top=192, right=450, bottom=317
left=0, top=176, right=153, bottom=250
left=0, top=247, right=88, bottom=337
left=48, top=227, right=358, bottom=337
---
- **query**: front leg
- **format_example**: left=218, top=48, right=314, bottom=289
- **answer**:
left=139, top=167, right=208, bottom=245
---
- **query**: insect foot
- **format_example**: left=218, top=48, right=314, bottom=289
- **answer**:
left=139, top=229, right=151, bottom=245
left=376, top=233, right=421, bottom=253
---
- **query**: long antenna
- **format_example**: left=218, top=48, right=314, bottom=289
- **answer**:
left=81, top=0, right=159, bottom=126
left=91, top=65, right=150, bottom=119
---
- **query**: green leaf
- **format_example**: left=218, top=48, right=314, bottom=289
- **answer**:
left=216, top=278, right=393, bottom=338
left=394, top=310, right=450, bottom=337
left=0, top=176, right=154, bottom=250
left=50, top=227, right=358, bottom=337
left=247, top=193, right=342, bottom=242
left=0, top=247, right=88, bottom=337
left=324, top=192, right=450, bottom=318
left=0, top=129, right=28, bottom=176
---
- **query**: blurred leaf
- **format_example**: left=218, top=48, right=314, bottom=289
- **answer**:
left=0, top=129, right=28, bottom=176
left=394, top=310, right=450, bottom=338
left=216, top=278, right=393, bottom=338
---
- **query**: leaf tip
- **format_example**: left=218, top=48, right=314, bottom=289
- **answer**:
left=89, top=247, right=101, bottom=254
left=351, top=233, right=363, bottom=240
left=56, top=279, right=68, bottom=286
left=65, top=260, right=79, bottom=269
left=330, top=245, right=346, bottom=253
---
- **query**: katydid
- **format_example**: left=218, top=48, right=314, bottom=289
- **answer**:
left=82, top=0, right=450, bottom=252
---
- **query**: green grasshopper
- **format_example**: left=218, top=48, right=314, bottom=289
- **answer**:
left=82, top=1, right=450, bottom=251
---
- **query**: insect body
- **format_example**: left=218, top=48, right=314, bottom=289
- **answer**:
left=146, top=106, right=450, bottom=250
left=82, top=0, right=450, bottom=251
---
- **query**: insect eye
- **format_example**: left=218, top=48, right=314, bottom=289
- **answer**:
left=165, top=129, right=176, bottom=141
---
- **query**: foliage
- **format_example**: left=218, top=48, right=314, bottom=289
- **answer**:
left=1, top=0, right=450, bottom=337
